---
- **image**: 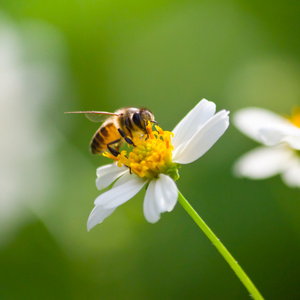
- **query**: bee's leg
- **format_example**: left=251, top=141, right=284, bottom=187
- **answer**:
left=118, top=128, right=126, bottom=138
left=118, top=128, right=136, bottom=147
left=107, top=139, right=132, bottom=173
left=107, top=139, right=121, bottom=157
left=125, top=118, right=133, bottom=138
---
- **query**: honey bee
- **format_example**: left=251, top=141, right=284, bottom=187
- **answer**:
left=65, top=108, right=157, bottom=156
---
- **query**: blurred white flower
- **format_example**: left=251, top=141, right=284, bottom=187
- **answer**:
left=88, top=99, right=230, bottom=230
left=0, top=15, right=66, bottom=245
left=233, top=107, right=300, bottom=187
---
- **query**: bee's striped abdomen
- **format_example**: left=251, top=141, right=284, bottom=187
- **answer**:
left=90, top=121, right=121, bottom=154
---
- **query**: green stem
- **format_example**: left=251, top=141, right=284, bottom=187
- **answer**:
left=178, top=191, right=264, bottom=300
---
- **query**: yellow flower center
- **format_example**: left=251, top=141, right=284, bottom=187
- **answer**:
left=103, top=124, right=179, bottom=180
left=289, top=107, right=300, bottom=128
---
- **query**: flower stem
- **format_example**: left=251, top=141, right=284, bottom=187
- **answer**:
left=177, top=191, right=264, bottom=300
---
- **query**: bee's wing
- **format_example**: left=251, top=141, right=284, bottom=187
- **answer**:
left=65, top=111, right=121, bottom=123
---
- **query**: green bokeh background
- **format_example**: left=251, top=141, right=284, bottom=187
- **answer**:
left=1, top=1, right=300, bottom=299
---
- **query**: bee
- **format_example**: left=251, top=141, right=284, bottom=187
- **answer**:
left=65, top=108, right=157, bottom=156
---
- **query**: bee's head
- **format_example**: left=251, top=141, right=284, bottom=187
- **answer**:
left=139, top=109, right=157, bottom=127
left=140, top=109, right=155, bottom=122
left=132, top=109, right=157, bottom=132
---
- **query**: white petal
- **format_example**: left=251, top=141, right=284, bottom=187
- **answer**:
left=259, top=126, right=300, bottom=150
left=87, top=205, right=116, bottom=231
left=233, top=107, right=291, bottom=143
left=172, top=110, right=229, bottom=164
left=94, top=173, right=147, bottom=209
left=154, top=174, right=178, bottom=212
left=112, top=171, right=133, bottom=188
left=143, top=179, right=159, bottom=223
left=96, top=163, right=128, bottom=191
left=281, top=157, right=300, bottom=188
left=143, top=174, right=178, bottom=223
left=233, top=146, right=294, bottom=179
left=172, top=99, right=216, bottom=150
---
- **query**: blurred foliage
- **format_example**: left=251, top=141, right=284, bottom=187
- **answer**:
left=0, top=0, right=300, bottom=299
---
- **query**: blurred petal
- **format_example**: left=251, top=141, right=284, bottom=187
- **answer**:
left=87, top=205, right=116, bottom=231
left=260, top=126, right=300, bottom=150
left=173, top=110, right=229, bottom=164
left=233, top=146, right=293, bottom=179
left=144, top=174, right=178, bottom=223
left=172, top=99, right=216, bottom=150
left=281, top=158, right=300, bottom=188
left=233, top=107, right=291, bottom=143
left=95, top=173, right=147, bottom=208
left=96, top=163, right=128, bottom=190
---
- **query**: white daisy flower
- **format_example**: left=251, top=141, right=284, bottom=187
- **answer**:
left=87, top=99, right=230, bottom=231
left=233, top=107, right=300, bottom=187
left=0, top=16, right=66, bottom=245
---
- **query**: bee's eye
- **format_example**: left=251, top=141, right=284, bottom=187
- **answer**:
left=133, top=112, right=141, bottom=126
